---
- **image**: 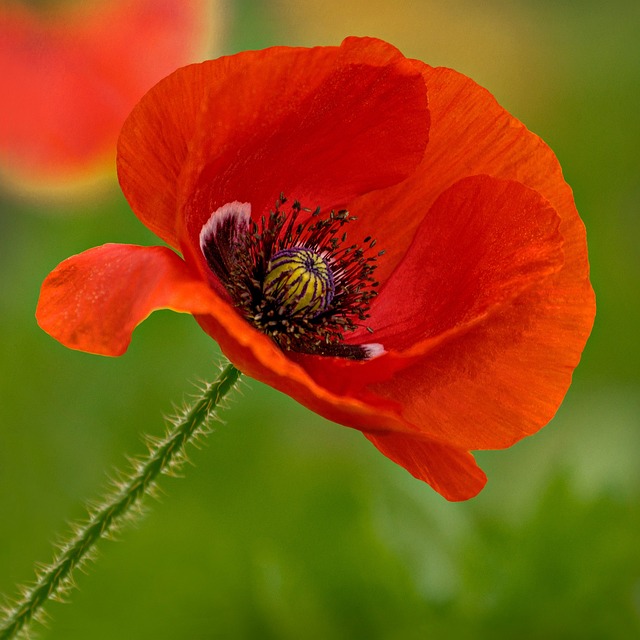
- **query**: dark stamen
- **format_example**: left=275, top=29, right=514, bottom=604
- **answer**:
left=201, top=195, right=383, bottom=360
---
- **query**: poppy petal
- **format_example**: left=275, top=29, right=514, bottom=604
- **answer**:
left=366, top=265, right=593, bottom=451
left=194, top=312, right=417, bottom=437
left=36, top=244, right=218, bottom=356
left=117, top=36, right=429, bottom=252
left=350, top=63, right=590, bottom=292
left=181, top=36, right=430, bottom=248
left=0, top=0, right=213, bottom=189
left=367, top=175, right=564, bottom=350
left=364, top=432, right=487, bottom=501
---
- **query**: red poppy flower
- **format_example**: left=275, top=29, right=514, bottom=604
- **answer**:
left=0, top=0, right=216, bottom=195
left=36, top=37, right=595, bottom=500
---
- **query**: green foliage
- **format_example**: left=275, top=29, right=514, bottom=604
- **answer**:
left=0, top=362, right=241, bottom=638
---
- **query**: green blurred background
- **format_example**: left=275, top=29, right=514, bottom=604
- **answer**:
left=1, top=1, right=639, bottom=638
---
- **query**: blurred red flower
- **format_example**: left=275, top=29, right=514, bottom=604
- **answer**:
left=0, top=0, right=216, bottom=197
left=36, top=37, right=595, bottom=500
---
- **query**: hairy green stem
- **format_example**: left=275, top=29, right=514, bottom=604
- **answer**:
left=0, top=362, right=241, bottom=640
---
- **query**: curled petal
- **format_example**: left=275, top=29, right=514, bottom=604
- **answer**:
left=199, top=201, right=252, bottom=288
left=364, top=432, right=487, bottom=501
left=194, top=312, right=418, bottom=437
left=36, top=244, right=218, bottom=356
left=36, top=242, right=423, bottom=439
left=369, top=175, right=564, bottom=350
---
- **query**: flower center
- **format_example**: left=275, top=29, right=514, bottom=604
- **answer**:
left=200, top=195, right=384, bottom=360
left=263, top=247, right=335, bottom=318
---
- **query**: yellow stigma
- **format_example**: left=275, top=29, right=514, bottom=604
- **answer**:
left=263, top=248, right=335, bottom=317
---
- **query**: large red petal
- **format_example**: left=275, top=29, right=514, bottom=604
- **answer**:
left=365, top=263, right=594, bottom=451
left=0, top=0, right=211, bottom=187
left=350, top=63, right=590, bottom=295
left=36, top=244, right=218, bottom=356
left=117, top=37, right=429, bottom=254
left=181, top=36, right=430, bottom=256
left=364, top=432, right=487, bottom=501
left=368, top=175, right=564, bottom=350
